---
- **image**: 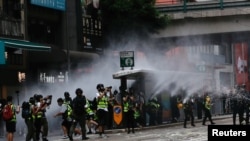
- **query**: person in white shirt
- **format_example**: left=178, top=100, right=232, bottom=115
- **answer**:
left=96, top=84, right=109, bottom=138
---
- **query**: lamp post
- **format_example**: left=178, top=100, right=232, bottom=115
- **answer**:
left=66, top=36, right=70, bottom=83
left=66, top=0, right=70, bottom=83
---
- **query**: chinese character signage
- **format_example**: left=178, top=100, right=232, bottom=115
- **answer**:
left=31, top=0, right=66, bottom=11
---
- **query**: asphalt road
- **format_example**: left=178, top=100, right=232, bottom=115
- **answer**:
left=0, top=114, right=239, bottom=141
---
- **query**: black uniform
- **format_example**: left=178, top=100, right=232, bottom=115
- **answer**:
left=183, top=99, right=195, bottom=128
left=195, top=96, right=203, bottom=119
left=147, top=98, right=160, bottom=126
left=240, top=87, right=250, bottom=125
left=231, top=94, right=244, bottom=125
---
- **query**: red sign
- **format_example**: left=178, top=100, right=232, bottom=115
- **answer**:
left=234, top=43, right=249, bottom=91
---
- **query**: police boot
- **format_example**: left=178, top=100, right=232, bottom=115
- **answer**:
left=42, top=137, right=48, bottom=141
left=127, top=129, right=130, bottom=134
left=209, top=118, right=215, bottom=124
left=202, top=118, right=206, bottom=125
left=68, top=135, right=73, bottom=141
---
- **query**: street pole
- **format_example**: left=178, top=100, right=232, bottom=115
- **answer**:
left=16, top=90, right=19, bottom=105
left=66, top=0, right=70, bottom=83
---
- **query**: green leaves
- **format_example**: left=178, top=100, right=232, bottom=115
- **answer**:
left=99, top=0, right=170, bottom=38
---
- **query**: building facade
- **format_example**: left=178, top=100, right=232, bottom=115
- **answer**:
left=0, top=0, right=100, bottom=99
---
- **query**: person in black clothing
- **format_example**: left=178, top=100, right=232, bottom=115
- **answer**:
left=0, top=99, right=7, bottom=137
left=64, top=91, right=73, bottom=107
left=123, top=94, right=136, bottom=134
left=231, top=86, right=245, bottom=125
left=69, top=88, right=89, bottom=141
left=194, top=94, right=203, bottom=119
left=231, top=98, right=245, bottom=125
left=170, top=95, right=180, bottom=123
left=136, top=92, right=146, bottom=126
left=183, top=98, right=195, bottom=128
left=245, top=99, right=250, bottom=125
left=24, top=97, right=36, bottom=141
left=240, top=84, right=249, bottom=125
left=244, top=92, right=250, bottom=125
left=106, top=87, right=114, bottom=129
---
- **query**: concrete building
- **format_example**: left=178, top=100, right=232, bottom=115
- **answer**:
left=0, top=0, right=100, bottom=99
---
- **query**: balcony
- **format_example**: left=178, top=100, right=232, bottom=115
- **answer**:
left=0, top=18, right=23, bottom=38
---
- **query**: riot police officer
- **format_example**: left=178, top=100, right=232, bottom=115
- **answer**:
left=183, top=98, right=195, bottom=128
left=147, top=97, right=160, bottom=126
left=231, top=85, right=245, bottom=125
left=202, top=95, right=215, bottom=125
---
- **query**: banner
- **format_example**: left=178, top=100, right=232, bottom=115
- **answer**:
left=234, top=43, right=249, bottom=90
left=113, top=105, right=122, bottom=125
left=31, top=0, right=66, bottom=11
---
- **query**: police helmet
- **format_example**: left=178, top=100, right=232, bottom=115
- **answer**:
left=75, top=88, right=83, bottom=95
left=29, top=97, right=35, bottom=104
left=96, top=83, right=104, bottom=91
left=64, top=91, right=70, bottom=97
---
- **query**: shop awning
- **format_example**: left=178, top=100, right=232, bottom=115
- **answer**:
left=28, top=49, right=100, bottom=63
left=0, top=37, right=51, bottom=52
left=113, top=69, right=153, bottom=80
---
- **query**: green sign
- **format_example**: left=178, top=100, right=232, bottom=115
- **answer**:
left=120, top=51, right=134, bottom=68
left=196, top=64, right=206, bottom=72
left=0, top=41, right=5, bottom=65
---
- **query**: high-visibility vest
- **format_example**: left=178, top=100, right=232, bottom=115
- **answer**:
left=64, top=102, right=72, bottom=118
left=10, top=104, right=17, bottom=122
left=123, top=102, right=129, bottom=112
left=97, top=96, right=108, bottom=109
left=204, top=101, right=211, bottom=110
left=85, top=100, right=94, bottom=115
left=134, top=110, right=140, bottom=119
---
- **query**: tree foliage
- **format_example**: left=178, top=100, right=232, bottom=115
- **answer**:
left=99, top=0, right=170, bottom=39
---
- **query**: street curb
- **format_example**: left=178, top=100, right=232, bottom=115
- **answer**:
left=105, top=114, right=232, bottom=134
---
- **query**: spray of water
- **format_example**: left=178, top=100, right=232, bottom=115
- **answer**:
left=14, top=34, right=227, bottom=133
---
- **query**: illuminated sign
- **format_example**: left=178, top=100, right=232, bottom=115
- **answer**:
left=18, top=72, right=26, bottom=83
left=30, top=0, right=66, bottom=11
left=39, top=72, right=68, bottom=83
left=120, top=51, right=134, bottom=68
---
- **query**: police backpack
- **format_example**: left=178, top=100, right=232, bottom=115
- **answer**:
left=21, top=101, right=31, bottom=119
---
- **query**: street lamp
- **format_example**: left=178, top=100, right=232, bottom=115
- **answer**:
left=66, top=0, right=70, bottom=83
